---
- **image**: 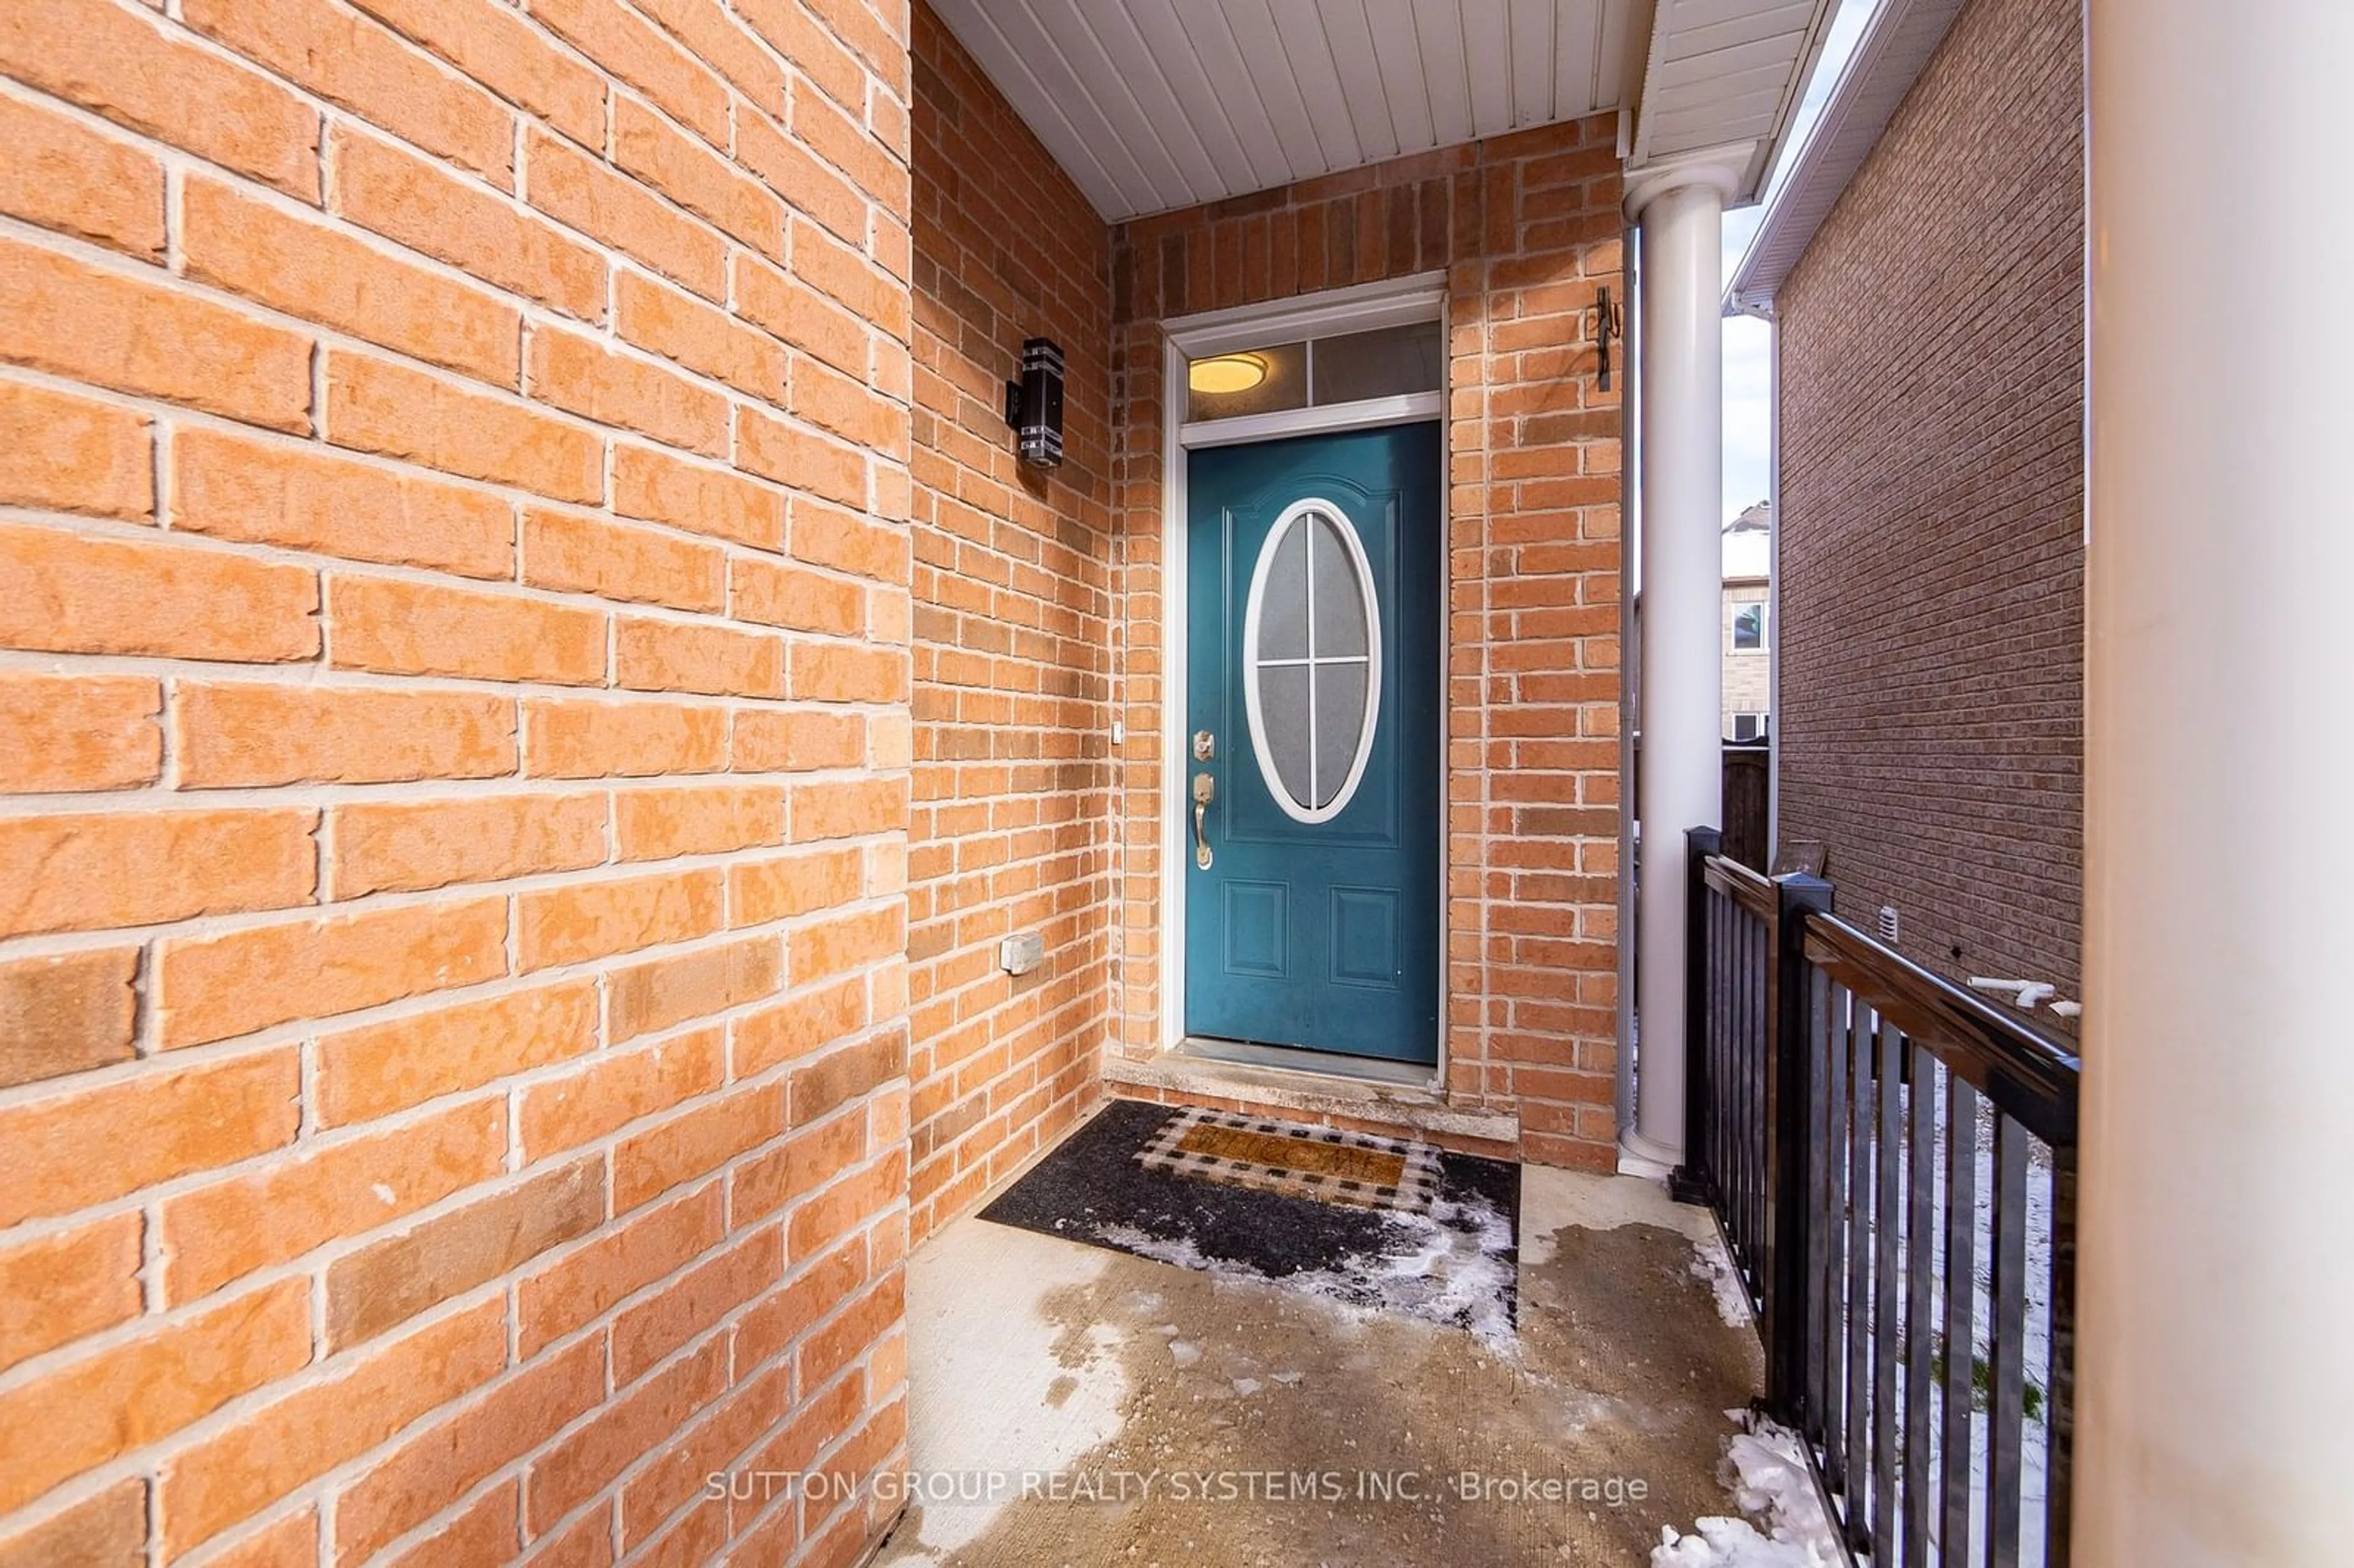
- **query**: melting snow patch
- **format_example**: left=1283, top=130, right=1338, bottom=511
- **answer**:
left=1653, top=1415, right=1844, bottom=1568
left=1689, top=1232, right=1753, bottom=1328
left=1092, top=1192, right=1520, bottom=1350
left=1276, top=1193, right=1520, bottom=1350
left=1095, top=1226, right=1215, bottom=1274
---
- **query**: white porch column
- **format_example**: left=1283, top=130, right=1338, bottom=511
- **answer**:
left=1623, top=154, right=1744, bottom=1173
left=2080, top=4, right=2354, bottom=1562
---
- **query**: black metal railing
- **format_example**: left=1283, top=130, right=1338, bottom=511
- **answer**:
left=1680, top=827, right=2080, bottom=1567
left=1674, top=835, right=1772, bottom=1293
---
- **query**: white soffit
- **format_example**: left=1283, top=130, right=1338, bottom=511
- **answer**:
left=926, top=0, right=1659, bottom=223
left=1726, top=0, right=1966, bottom=310
left=1628, top=0, right=1843, bottom=199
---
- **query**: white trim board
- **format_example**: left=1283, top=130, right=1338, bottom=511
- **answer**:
left=1167, top=273, right=1449, bottom=359
left=1180, top=392, right=1445, bottom=451
left=1725, top=0, right=1969, bottom=313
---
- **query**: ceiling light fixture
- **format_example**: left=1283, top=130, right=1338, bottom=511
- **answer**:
left=1189, top=353, right=1267, bottom=395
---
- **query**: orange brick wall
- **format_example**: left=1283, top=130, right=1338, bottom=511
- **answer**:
left=1109, top=119, right=1628, bottom=1170
left=904, top=10, right=1116, bottom=1241
left=0, top=0, right=916, bottom=1562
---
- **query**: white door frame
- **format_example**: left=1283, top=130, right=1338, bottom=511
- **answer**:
left=1156, top=270, right=1451, bottom=1077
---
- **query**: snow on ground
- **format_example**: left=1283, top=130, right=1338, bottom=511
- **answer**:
left=1274, top=1193, right=1522, bottom=1349
left=1688, top=1228, right=1754, bottom=1328
left=1091, top=1189, right=1522, bottom=1351
left=1653, top=1415, right=1846, bottom=1568
left=1094, top=1224, right=1214, bottom=1274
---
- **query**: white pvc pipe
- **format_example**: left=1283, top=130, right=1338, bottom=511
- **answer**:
left=1625, top=176, right=1728, bottom=1170
left=2080, top=4, right=2354, bottom=1561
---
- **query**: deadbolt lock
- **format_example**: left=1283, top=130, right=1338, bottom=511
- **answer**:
left=1192, top=729, right=1216, bottom=761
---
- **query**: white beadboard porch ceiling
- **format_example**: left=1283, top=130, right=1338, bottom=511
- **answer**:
left=926, top=0, right=1658, bottom=223
left=926, top=0, right=1840, bottom=223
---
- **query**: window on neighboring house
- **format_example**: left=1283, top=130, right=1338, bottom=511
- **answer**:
left=1732, top=602, right=1765, bottom=652
left=1731, top=714, right=1768, bottom=742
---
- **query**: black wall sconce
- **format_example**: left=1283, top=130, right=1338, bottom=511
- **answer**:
left=1004, top=337, right=1065, bottom=468
left=1595, top=286, right=1623, bottom=392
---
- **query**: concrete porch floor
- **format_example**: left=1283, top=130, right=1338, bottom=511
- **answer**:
left=871, top=1158, right=1766, bottom=1566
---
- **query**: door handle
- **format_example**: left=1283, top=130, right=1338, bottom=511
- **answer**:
left=1191, top=772, right=1215, bottom=869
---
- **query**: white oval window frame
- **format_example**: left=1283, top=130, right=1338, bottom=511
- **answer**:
left=1240, top=497, right=1383, bottom=826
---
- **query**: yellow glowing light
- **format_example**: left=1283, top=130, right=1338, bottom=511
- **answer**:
left=1189, top=353, right=1268, bottom=395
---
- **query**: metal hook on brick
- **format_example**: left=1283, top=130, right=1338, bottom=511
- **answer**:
left=1596, top=286, right=1625, bottom=392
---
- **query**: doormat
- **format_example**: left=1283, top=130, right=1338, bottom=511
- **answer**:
left=978, top=1098, right=1521, bottom=1340
left=1133, top=1105, right=1442, bottom=1215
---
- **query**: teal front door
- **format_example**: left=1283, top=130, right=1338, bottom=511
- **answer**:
left=1184, top=423, right=1441, bottom=1065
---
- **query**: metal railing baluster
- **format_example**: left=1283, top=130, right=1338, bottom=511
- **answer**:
left=1873, top=1016, right=1903, bottom=1564
left=1942, top=1076, right=1981, bottom=1567
left=1987, top=1117, right=2030, bottom=1567
left=1821, top=980, right=1851, bottom=1490
left=1904, top=1045, right=1939, bottom=1567
left=1805, top=965, right=1834, bottom=1448
left=1848, top=1003, right=1875, bottom=1550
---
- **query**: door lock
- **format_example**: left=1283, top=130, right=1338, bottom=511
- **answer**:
left=1192, top=729, right=1216, bottom=761
left=1191, top=771, right=1216, bottom=869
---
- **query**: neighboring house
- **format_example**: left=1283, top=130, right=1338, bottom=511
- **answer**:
left=1729, top=0, right=2085, bottom=1024
left=1721, top=501, right=1770, bottom=741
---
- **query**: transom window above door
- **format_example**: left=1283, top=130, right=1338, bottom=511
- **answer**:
left=1186, top=320, right=1442, bottom=423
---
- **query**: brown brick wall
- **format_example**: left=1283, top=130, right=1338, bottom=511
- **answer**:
left=0, top=0, right=916, bottom=1561
left=904, top=9, right=1116, bottom=1241
left=1777, top=0, right=2085, bottom=1015
left=1109, top=118, right=1628, bottom=1170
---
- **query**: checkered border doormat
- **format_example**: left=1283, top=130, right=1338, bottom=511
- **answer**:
left=1133, top=1106, right=1442, bottom=1216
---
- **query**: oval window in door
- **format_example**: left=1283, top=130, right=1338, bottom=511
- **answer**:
left=1242, top=500, right=1382, bottom=824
